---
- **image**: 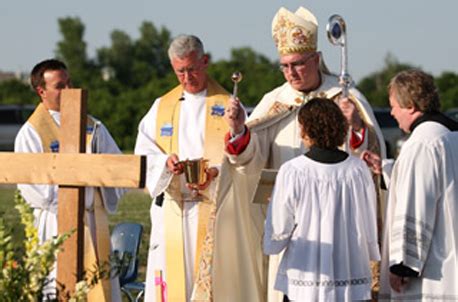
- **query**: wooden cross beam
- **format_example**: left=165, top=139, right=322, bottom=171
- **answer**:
left=0, top=89, right=146, bottom=297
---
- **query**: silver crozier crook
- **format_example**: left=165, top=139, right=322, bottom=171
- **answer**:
left=326, top=15, right=353, bottom=98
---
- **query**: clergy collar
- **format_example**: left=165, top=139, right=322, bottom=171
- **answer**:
left=183, top=88, right=207, bottom=99
left=47, top=109, right=61, bottom=122
left=305, top=146, right=349, bottom=164
left=410, top=111, right=458, bottom=132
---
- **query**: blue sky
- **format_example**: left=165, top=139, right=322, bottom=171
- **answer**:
left=1, top=0, right=456, bottom=82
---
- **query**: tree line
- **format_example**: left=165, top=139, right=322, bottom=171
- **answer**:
left=1, top=17, right=457, bottom=150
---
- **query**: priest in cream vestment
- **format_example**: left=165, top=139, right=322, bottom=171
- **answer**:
left=373, top=70, right=458, bottom=301
left=217, top=7, right=386, bottom=302
left=15, top=59, right=125, bottom=301
left=134, top=35, right=231, bottom=302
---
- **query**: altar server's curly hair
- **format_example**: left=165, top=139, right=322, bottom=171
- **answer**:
left=298, top=98, right=348, bottom=149
left=388, top=69, right=440, bottom=112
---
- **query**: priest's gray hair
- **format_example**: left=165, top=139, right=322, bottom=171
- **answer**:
left=168, top=35, right=205, bottom=61
left=389, top=69, right=440, bottom=113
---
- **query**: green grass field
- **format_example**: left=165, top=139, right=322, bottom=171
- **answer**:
left=0, top=186, right=152, bottom=285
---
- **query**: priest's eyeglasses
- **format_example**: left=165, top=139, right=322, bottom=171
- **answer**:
left=175, top=65, right=201, bottom=76
left=174, top=59, right=205, bottom=76
left=279, top=54, right=316, bottom=73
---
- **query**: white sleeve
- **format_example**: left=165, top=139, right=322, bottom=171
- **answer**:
left=381, top=158, right=395, bottom=188
left=14, top=123, right=57, bottom=212
left=359, top=163, right=381, bottom=261
left=225, top=131, right=269, bottom=173
left=263, top=164, right=296, bottom=255
left=92, top=121, right=127, bottom=213
left=134, top=99, right=172, bottom=198
left=225, top=92, right=275, bottom=174
left=389, top=142, right=441, bottom=274
left=93, top=121, right=122, bottom=155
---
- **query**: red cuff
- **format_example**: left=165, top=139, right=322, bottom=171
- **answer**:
left=350, top=127, right=366, bottom=149
left=225, top=126, right=251, bottom=155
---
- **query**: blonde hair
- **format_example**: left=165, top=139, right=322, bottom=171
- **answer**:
left=388, top=69, right=440, bottom=112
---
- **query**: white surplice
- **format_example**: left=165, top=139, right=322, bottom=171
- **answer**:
left=379, top=122, right=458, bottom=301
left=264, top=155, right=380, bottom=301
left=14, top=109, right=125, bottom=301
left=134, top=90, right=211, bottom=302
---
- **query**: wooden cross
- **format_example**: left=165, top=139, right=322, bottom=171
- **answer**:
left=0, top=89, right=146, bottom=297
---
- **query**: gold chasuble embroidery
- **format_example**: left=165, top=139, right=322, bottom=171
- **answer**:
left=28, top=104, right=112, bottom=301
left=155, top=78, right=229, bottom=301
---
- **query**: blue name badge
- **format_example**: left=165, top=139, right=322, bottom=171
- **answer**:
left=50, top=140, right=59, bottom=153
left=86, top=125, right=94, bottom=134
left=211, top=104, right=225, bottom=117
left=160, top=123, right=173, bottom=137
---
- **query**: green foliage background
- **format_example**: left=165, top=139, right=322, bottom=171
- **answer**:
left=1, top=17, right=457, bottom=150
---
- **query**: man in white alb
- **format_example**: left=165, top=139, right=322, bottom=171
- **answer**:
left=362, top=69, right=458, bottom=301
left=15, top=59, right=125, bottom=301
left=134, top=35, right=230, bottom=302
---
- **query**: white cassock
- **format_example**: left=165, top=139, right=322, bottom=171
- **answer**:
left=134, top=90, right=210, bottom=302
left=263, top=154, right=380, bottom=301
left=379, top=121, right=458, bottom=301
left=14, top=109, right=125, bottom=301
left=225, top=72, right=385, bottom=302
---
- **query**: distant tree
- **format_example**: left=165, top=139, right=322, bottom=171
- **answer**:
left=358, top=54, right=458, bottom=110
left=209, top=47, right=284, bottom=106
left=0, top=80, right=36, bottom=105
left=97, top=22, right=172, bottom=89
left=97, top=30, right=134, bottom=87
left=435, top=71, right=458, bottom=110
left=132, top=22, right=172, bottom=80
left=357, top=53, right=416, bottom=107
left=55, top=17, right=97, bottom=87
left=89, top=73, right=177, bottom=150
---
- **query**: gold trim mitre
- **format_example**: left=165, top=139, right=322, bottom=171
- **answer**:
left=272, top=7, right=318, bottom=55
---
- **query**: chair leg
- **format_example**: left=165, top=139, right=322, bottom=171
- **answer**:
left=135, top=289, right=145, bottom=302
left=121, top=287, right=135, bottom=302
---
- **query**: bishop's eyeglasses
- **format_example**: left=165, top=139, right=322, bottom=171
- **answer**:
left=279, top=54, right=316, bottom=73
